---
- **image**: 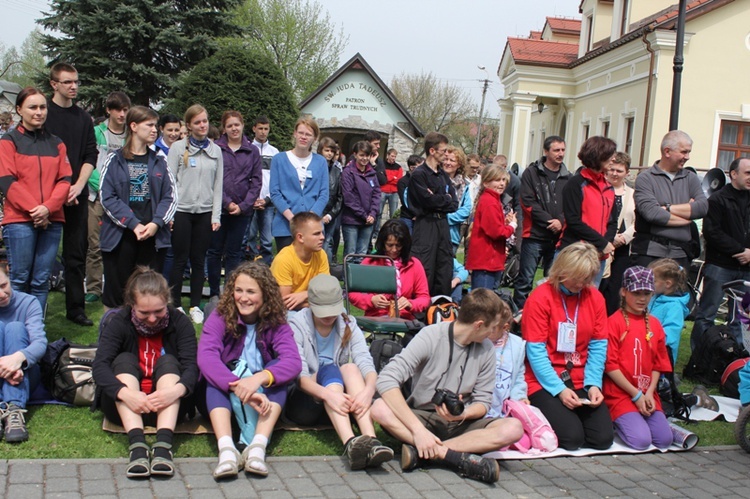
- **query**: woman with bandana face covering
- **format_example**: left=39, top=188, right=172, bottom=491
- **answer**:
left=93, top=268, right=198, bottom=479
left=521, top=242, right=613, bottom=451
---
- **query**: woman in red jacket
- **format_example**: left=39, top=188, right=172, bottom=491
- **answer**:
left=0, top=87, right=71, bottom=313
left=465, top=164, right=517, bottom=291
left=348, top=219, right=430, bottom=320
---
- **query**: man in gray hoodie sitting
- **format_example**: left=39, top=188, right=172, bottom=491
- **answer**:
left=371, top=288, right=523, bottom=484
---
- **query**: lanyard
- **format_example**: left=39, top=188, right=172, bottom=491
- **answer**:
left=561, top=295, right=580, bottom=324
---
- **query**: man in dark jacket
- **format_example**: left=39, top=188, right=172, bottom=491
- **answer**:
left=407, top=132, right=458, bottom=296
left=397, top=155, right=424, bottom=234
left=691, top=157, right=750, bottom=349
left=45, top=62, right=98, bottom=326
left=513, top=136, right=569, bottom=309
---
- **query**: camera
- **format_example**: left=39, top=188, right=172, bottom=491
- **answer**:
left=432, top=389, right=464, bottom=416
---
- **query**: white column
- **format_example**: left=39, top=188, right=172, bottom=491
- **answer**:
left=496, top=98, right=513, bottom=157
left=508, top=94, right=536, bottom=169
left=563, top=99, right=576, bottom=166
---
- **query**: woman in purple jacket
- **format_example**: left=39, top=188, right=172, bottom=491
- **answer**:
left=206, top=111, right=262, bottom=299
left=197, top=262, right=301, bottom=480
left=341, top=141, right=381, bottom=259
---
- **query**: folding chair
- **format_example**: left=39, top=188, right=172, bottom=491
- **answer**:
left=343, top=254, right=412, bottom=338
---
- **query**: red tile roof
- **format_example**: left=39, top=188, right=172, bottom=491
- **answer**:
left=529, top=30, right=543, bottom=40
left=653, top=0, right=714, bottom=24
left=507, top=38, right=580, bottom=67
left=545, top=17, right=582, bottom=34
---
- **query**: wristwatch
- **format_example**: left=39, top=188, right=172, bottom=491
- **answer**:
left=664, top=203, right=671, bottom=213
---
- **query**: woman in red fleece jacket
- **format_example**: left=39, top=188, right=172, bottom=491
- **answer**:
left=0, top=87, right=71, bottom=313
left=465, top=164, right=517, bottom=291
left=558, top=136, right=618, bottom=287
left=348, top=219, right=430, bottom=320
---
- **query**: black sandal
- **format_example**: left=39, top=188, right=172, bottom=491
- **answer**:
left=150, top=441, right=175, bottom=477
left=126, top=442, right=151, bottom=479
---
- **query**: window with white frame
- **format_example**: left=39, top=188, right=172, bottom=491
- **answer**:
left=717, top=120, right=750, bottom=170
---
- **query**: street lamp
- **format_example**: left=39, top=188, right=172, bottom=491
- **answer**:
left=474, top=65, right=490, bottom=154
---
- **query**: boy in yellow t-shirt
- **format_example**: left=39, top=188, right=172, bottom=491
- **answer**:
left=271, top=212, right=330, bottom=310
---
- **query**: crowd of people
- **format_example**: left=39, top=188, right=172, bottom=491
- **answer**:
left=0, top=61, right=748, bottom=485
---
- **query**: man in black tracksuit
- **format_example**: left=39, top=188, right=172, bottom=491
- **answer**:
left=407, top=132, right=458, bottom=296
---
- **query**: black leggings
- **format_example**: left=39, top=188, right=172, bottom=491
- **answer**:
left=99, top=352, right=188, bottom=426
left=169, top=211, right=212, bottom=308
left=102, top=230, right=163, bottom=308
left=530, top=388, right=614, bottom=451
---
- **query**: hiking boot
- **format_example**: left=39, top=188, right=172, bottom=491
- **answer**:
left=691, top=385, right=719, bottom=411
left=456, top=453, right=500, bottom=484
left=344, top=435, right=372, bottom=470
left=365, top=438, right=394, bottom=468
left=400, top=443, right=421, bottom=472
left=3, top=403, right=28, bottom=443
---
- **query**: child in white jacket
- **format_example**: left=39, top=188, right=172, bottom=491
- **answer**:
left=487, top=299, right=528, bottom=418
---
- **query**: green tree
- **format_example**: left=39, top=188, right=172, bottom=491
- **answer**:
left=37, top=0, right=241, bottom=113
left=166, top=44, right=298, bottom=150
left=391, top=71, right=477, bottom=134
left=0, top=31, right=47, bottom=88
left=234, top=0, right=348, bottom=101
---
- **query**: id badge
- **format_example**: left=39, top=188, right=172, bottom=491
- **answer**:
left=557, top=322, right=577, bottom=353
left=306, top=170, right=313, bottom=178
left=189, top=157, right=197, bottom=168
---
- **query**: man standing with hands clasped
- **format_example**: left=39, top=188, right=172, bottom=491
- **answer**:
left=45, top=63, right=98, bottom=326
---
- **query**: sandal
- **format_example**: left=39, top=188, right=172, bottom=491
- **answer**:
left=241, top=443, right=269, bottom=477
left=212, top=446, right=243, bottom=480
left=126, top=442, right=151, bottom=479
left=150, top=441, right=175, bottom=477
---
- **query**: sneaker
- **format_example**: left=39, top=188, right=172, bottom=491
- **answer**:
left=365, top=439, right=394, bottom=468
left=400, top=443, right=421, bottom=472
left=189, top=306, right=204, bottom=324
left=344, top=435, right=373, bottom=470
left=84, top=293, right=100, bottom=303
left=456, top=453, right=500, bottom=484
left=691, top=385, right=719, bottom=411
left=3, top=403, right=28, bottom=443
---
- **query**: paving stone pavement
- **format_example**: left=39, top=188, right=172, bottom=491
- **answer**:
left=5, top=445, right=750, bottom=498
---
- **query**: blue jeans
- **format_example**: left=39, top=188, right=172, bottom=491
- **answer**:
left=0, top=321, right=40, bottom=408
left=324, top=213, right=342, bottom=263
left=3, top=222, right=63, bottom=313
left=691, top=263, right=750, bottom=349
left=472, top=269, right=503, bottom=291
left=342, top=224, right=374, bottom=260
left=400, top=217, right=413, bottom=234
left=244, top=207, right=274, bottom=265
left=207, top=213, right=252, bottom=297
left=513, top=238, right=556, bottom=309
left=372, top=193, right=400, bottom=243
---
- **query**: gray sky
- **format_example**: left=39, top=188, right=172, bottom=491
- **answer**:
left=2, top=0, right=581, bottom=117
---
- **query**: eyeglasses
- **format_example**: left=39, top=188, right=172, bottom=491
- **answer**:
left=54, top=80, right=80, bottom=86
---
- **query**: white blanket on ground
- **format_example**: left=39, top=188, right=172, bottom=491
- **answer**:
left=686, top=395, right=740, bottom=423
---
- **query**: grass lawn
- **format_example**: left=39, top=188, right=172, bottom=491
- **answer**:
left=0, top=266, right=740, bottom=459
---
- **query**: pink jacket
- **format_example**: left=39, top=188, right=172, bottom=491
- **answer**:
left=348, top=256, right=430, bottom=320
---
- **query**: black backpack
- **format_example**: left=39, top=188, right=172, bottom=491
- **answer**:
left=684, top=325, right=750, bottom=385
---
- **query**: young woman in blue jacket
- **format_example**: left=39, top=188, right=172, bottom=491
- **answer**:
left=99, top=106, right=177, bottom=308
left=269, top=117, right=328, bottom=251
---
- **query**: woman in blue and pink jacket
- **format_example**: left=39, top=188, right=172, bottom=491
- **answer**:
left=341, top=141, right=381, bottom=258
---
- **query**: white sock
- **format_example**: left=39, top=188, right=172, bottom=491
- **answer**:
left=247, top=434, right=268, bottom=472
left=218, top=436, right=237, bottom=465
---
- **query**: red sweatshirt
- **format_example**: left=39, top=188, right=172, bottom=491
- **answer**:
left=0, top=126, right=72, bottom=224
left=465, top=189, right=516, bottom=272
